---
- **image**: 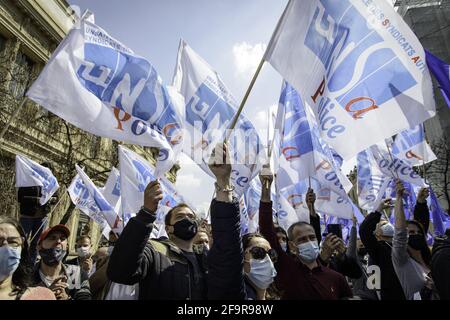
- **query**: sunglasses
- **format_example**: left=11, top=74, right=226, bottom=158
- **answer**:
left=248, top=246, right=278, bottom=262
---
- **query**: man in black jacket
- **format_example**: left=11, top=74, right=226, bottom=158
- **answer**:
left=107, top=180, right=207, bottom=300
left=107, top=143, right=240, bottom=300
left=359, top=199, right=406, bottom=300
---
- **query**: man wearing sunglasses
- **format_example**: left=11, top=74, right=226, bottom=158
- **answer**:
left=258, top=167, right=353, bottom=300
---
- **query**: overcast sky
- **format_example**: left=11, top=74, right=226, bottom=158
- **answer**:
left=66, top=0, right=394, bottom=214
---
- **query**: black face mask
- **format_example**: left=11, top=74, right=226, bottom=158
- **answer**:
left=408, top=234, right=426, bottom=250
left=39, top=248, right=66, bottom=266
left=358, top=248, right=368, bottom=257
left=171, top=218, right=198, bottom=241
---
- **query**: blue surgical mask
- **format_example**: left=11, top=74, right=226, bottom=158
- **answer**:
left=246, top=255, right=277, bottom=290
left=280, top=242, right=287, bottom=252
left=0, top=246, right=22, bottom=282
left=297, top=240, right=320, bottom=263
left=39, top=248, right=66, bottom=266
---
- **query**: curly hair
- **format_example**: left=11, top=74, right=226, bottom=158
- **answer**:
left=0, top=216, right=33, bottom=295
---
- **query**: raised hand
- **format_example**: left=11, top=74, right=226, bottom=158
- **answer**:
left=306, top=188, right=316, bottom=210
left=417, top=187, right=430, bottom=204
left=208, top=143, right=232, bottom=186
left=259, top=164, right=273, bottom=203
left=143, top=181, right=163, bottom=213
left=396, top=180, right=405, bottom=197
left=320, top=234, right=341, bottom=263
left=376, top=198, right=393, bottom=213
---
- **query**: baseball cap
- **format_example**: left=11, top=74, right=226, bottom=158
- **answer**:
left=38, top=224, right=70, bottom=243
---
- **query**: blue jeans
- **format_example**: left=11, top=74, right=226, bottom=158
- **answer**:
left=20, top=216, right=48, bottom=265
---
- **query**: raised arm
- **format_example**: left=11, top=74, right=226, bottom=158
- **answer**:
left=414, top=187, right=430, bottom=234
left=359, top=199, right=391, bottom=264
left=107, top=181, right=163, bottom=284
left=258, top=165, right=280, bottom=255
left=306, top=188, right=322, bottom=245
left=347, top=215, right=358, bottom=260
left=392, top=180, right=409, bottom=266
left=207, top=143, right=246, bottom=300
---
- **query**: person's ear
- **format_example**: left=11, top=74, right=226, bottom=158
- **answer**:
left=288, top=241, right=297, bottom=255
left=165, top=225, right=173, bottom=234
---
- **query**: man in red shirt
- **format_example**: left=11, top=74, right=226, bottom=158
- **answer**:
left=259, top=168, right=353, bottom=300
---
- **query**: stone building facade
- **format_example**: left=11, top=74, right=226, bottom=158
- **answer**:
left=0, top=0, right=178, bottom=253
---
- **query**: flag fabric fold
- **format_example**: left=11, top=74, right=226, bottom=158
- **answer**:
left=265, top=0, right=435, bottom=159
left=172, top=40, right=264, bottom=196
left=15, top=155, right=59, bottom=205
left=425, top=50, right=450, bottom=109
left=26, top=16, right=183, bottom=175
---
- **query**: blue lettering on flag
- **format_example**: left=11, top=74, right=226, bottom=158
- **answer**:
left=76, top=42, right=181, bottom=142
left=131, top=159, right=155, bottom=192
left=305, top=0, right=417, bottom=115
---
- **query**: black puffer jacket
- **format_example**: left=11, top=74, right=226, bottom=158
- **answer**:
left=207, top=198, right=247, bottom=300
left=107, top=209, right=207, bottom=300
left=359, top=211, right=406, bottom=300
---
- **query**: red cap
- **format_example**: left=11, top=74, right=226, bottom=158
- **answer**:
left=38, top=224, right=70, bottom=244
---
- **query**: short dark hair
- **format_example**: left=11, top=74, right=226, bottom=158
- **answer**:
left=77, top=235, right=91, bottom=244
left=165, top=203, right=193, bottom=226
left=406, top=220, right=425, bottom=236
left=287, top=221, right=312, bottom=240
left=274, top=226, right=287, bottom=239
left=242, top=233, right=266, bottom=251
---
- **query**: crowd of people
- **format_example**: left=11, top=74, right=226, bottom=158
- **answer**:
left=1, top=144, right=449, bottom=300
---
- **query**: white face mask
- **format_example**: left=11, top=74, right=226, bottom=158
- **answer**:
left=297, top=240, right=320, bottom=263
left=380, top=223, right=395, bottom=238
left=77, top=246, right=91, bottom=258
left=280, top=242, right=287, bottom=252
left=245, top=255, right=277, bottom=290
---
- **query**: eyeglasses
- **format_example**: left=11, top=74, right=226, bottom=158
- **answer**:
left=0, top=237, right=23, bottom=248
left=248, top=246, right=278, bottom=262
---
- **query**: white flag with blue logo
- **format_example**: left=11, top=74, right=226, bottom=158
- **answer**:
left=15, top=155, right=59, bottom=205
left=100, top=167, right=121, bottom=213
left=172, top=40, right=265, bottom=196
left=276, top=192, right=309, bottom=234
left=26, top=16, right=184, bottom=176
left=67, top=172, right=111, bottom=235
left=277, top=82, right=352, bottom=198
left=265, top=0, right=435, bottom=160
left=74, top=165, right=120, bottom=232
left=118, top=146, right=185, bottom=226
left=391, top=124, right=436, bottom=166
left=357, top=149, right=392, bottom=212
left=370, top=143, right=426, bottom=187
left=277, top=176, right=354, bottom=223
